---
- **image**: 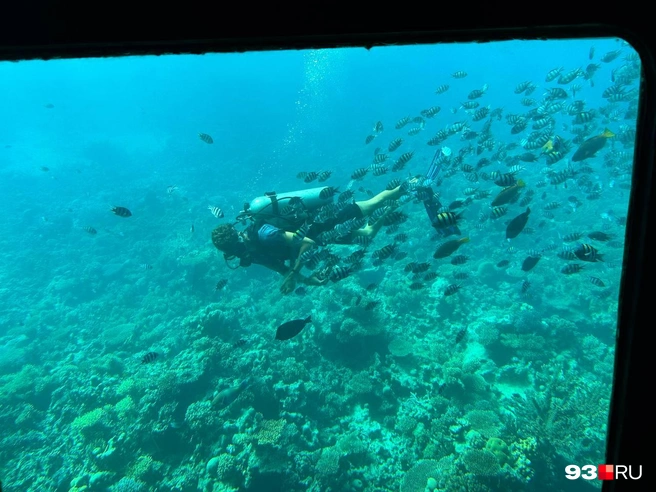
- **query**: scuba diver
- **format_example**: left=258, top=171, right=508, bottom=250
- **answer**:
left=211, top=185, right=406, bottom=294
left=211, top=146, right=454, bottom=295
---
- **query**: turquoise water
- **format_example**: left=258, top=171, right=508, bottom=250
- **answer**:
left=0, top=37, right=638, bottom=491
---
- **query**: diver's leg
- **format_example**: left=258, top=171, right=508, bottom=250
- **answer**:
left=352, top=199, right=400, bottom=239
left=355, top=186, right=403, bottom=217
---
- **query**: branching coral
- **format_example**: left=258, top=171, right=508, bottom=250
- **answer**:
left=280, top=357, right=310, bottom=384
left=206, top=453, right=242, bottom=483
left=114, top=396, right=135, bottom=417
left=128, top=455, right=153, bottom=479
left=184, top=400, right=218, bottom=432
left=509, top=359, right=610, bottom=465
left=71, top=408, right=104, bottom=431
left=256, top=418, right=286, bottom=446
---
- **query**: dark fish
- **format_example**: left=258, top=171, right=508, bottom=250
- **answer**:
left=190, top=224, right=195, bottom=233
left=111, top=206, right=132, bottom=217
left=215, top=279, right=228, bottom=290
left=506, top=207, right=531, bottom=239
left=212, top=378, right=251, bottom=408
left=365, top=283, right=378, bottom=291
left=40, top=166, right=50, bottom=172
left=571, top=128, right=615, bottom=162
left=294, top=286, right=307, bottom=295
left=518, top=152, right=538, bottom=162
left=234, top=337, right=248, bottom=347
left=141, top=352, right=158, bottom=364
left=521, top=255, right=541, bottom=272
left=434, top=237, right=470, bottom=259
left=491, top=180, right=525, bottom=207
left=588, top=231, right=614, bottom=241
left=455, top=328, right=466, bottom=343
left=198, top=132, right=214, bottom=144
left=496, top=260, right=510, bottom=268
left=275, top=316, right=312, bottom=341
left=44, top=103, right=55, bottom=109
left=84, top=226, right=97, bottom=235
left=364, top=301, right=379, bottom=311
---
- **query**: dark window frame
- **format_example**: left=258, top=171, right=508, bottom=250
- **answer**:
left=0, top=21, right=653, bottom=492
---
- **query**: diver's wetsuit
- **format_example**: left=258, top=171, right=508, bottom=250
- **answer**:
left=239, top=223, right=298, bottom=272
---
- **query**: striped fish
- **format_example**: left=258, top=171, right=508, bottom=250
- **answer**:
left=208, top=206, right=224, bottom=218
left=198, top=132, right=213, bottom=144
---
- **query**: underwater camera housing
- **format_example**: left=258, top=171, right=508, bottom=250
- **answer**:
left=236, top=187, right=335, bottom=230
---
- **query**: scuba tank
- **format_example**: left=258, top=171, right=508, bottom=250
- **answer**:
left=236, top=187, right=334, bottom=230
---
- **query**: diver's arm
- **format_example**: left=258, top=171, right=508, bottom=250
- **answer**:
left=283, top=233, right=315, bottom=274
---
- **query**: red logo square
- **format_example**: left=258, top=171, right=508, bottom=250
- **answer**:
left=598, top=464, right=614, bottom=480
